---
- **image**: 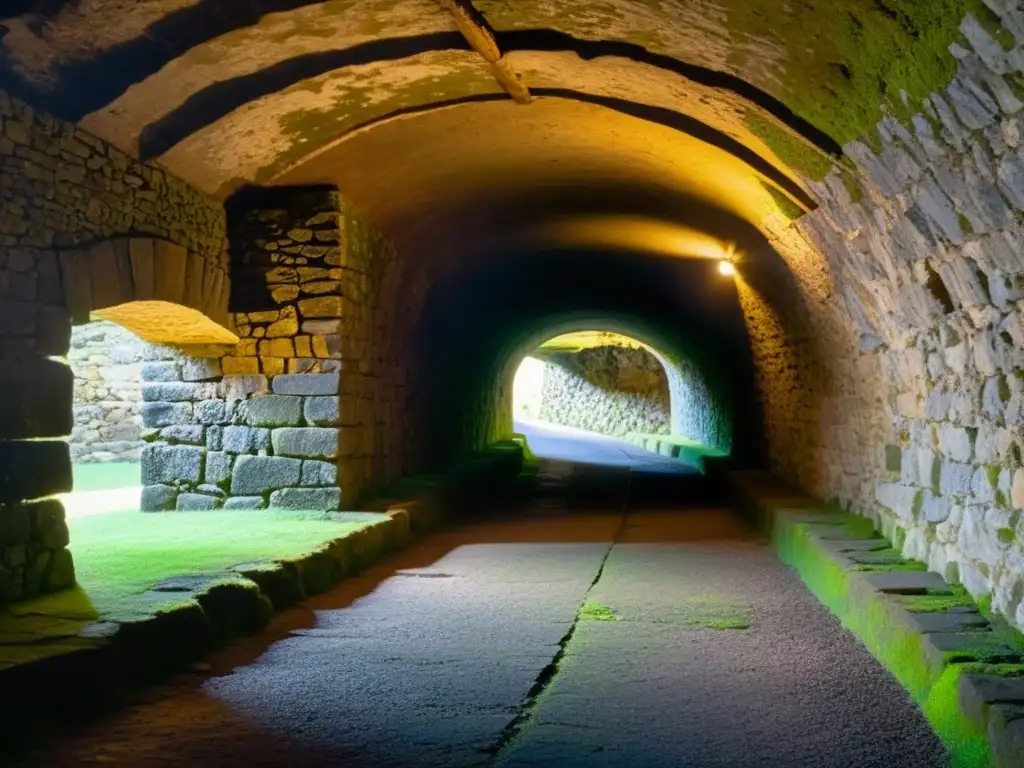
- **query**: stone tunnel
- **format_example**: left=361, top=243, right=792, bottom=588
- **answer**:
left=3, top=2, right=1024, bottom=760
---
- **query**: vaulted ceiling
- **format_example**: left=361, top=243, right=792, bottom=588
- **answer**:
left=0, top=1, right=969, bottom=253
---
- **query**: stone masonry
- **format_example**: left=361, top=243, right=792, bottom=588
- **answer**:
left=0, top=89, right=227, bottom=603
left=535, top=346, right=670, bottom=437
left=70, top=320, right=148, bottom=463
left=744, top=4, right=1024, bottom=631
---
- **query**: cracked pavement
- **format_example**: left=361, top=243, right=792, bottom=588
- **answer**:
left=16, top=442, right=948, bottom=768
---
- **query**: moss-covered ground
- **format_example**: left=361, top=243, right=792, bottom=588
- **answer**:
left=0, top=509, right=378, bottom=659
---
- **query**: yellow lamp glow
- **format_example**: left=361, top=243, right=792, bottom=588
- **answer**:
left=718, top=260, right=736, bottom=276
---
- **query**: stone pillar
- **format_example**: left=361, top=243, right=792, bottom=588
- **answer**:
left=137, top=186, right=348, bottom=510
left=0, top=249, right=75, bottom=602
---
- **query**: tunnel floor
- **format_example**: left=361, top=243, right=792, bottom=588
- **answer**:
left=17, top=462, right=948, bottom=768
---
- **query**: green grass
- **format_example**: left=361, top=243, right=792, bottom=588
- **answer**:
left=675, top=596, right=756, bottom=630
left=71, top=462, right=141, bottom=491
left=579, top=602, right=617, bottom=621
left=10, top=510, right=375, bottom=622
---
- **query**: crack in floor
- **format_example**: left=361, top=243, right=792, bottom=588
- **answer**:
left=474, top=468, right=634, bottom=765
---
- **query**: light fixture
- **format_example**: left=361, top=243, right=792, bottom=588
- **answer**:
left=718, top=260, right=736, bottom=276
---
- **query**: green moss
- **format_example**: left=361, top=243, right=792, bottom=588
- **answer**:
left=729, top=0, right=987, bottom=145
left=958, top=213, right=975, bottom=236
left=702, top=617, right=753, bottom=630
left=746, top=111, right=833, bottom=180
left=579, top=602, right=616, bottom=621
left=997, top=527, right=1016, bottom=545
left=852, top=560, right=928, bottom=572
left=758, top=180, right=807, bottom=220
left=839, top=168, right=865, bottom=203
left=986, top=464, right=1001, bottom=489
left=672, top=596, right=756, bottom=630
left=899, top=586, right=975, bottom=613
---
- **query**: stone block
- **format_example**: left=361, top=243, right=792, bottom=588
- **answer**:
left=141, top=361, right=179, bottom=382
left=141, top=484, right=178, bottom=511
left=31, top=499, right=69, bottom=549
left=298, top=297, right=341, bottom=318
left=0, top=503, right=30, bottom=544
left=141, top=445, right=204, bottom=485
left=196, top=484, right=226, bottom=498
left=140, top=402, right=192, bottom=427
left=36, top=305, right=72, bottom=357
left=269, top=487, right=340, bottom=511
left=160, top=425, right=205, bottom=445
left=222, top=425, right=270, bottom=454
left=142, top=382, right=199, bottom=402
left=862, top=571, right=947, bottom=594
left=196, top=399, right=227, bottom=425
left=1012, top=469, right=1024, bottom=509
left=177, top=493, right=220, bottom=511
left=875, top=483, right=920, bottom=521
left=231, top=455, right=302, bottom=495
left=937, top=423, right=974, bottom=463
left=207, top=426, right=223, bottom=451
left=205, top=452, right=232, bottom=487
left=222, top=356, right=260, bottom=375
left=181, top=358, right=222, bottom=381
left=271, top=372, right=339, bottom=395
left=219, top=374, right=268, bottom=399
left=940, top=460, right=974, bottom=497
left=243, top=395, right=303, bottom=427
left=223, top=496, right=267, bottom=510
left=304, top=396, right=340, bottom=426
left=0, top=440, right=72, bottom=502
left=271, top=427, right=339, bottom=459
left=301, top=460, right=337, bottom=486
left=0, top=357, right=73, bottom=439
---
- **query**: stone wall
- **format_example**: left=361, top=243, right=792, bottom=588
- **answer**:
left=536, top=346, right=670, bottom=437
left=0, top=89, right=228, bottom=603
left=747, top=5, right=1024, bottom=630
left=69, top=320, right=148, bottom=463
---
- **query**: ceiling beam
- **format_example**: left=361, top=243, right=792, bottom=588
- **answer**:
left=434, top=0, right=531, bottom=104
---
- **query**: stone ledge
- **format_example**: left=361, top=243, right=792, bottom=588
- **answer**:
left=0, top=442, right=524, bottom=754
left=730, top=470, right=1024, bottom=768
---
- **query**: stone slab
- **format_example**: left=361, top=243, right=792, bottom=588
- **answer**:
left=303, top=396, right=340, bottom=426
left=222, top=426, right=270, bottom=454
left=271, top=427, right=339, bottom=459
left=223, top=496, right=267, bottom=510
left=861, top=571, right=948, bottom=594
left=903, top=610, right=990, bottom=634
left=230, top=455, right=301, bottom=495
left=140, top=484, right=178, bottom=512
left=243, top=395, right=303, bottom=428
left=959, top=674, right=1024, bottom=728
left=269, top=487, right=341, bottom=511
left=0, top=440, right=72, bottom=503
left=142, top=383, right=200, bottom=403
left=271, top=373, right=339, bottom=396
left=176, top=493, right=220, bottom=511
left=141, top=445, right=204, bottom=485
left=140, top=402, right=192, bottom=428
left=301, top=459, right=337, bottom=486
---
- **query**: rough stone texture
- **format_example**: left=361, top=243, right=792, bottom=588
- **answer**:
left=271, top=428, right=339, bottom=459
left=0, top=90, right=228, bottom=603
left=69, top=320, right=149, bottom=462
left=745, top=11, right=1024, bottom=632
left=231, top=455, right=302, bottom=495
left=525, top=346, right=670, bottom=438
left=141, top=484, right=178, bottom=512
left=268, top=487, right=341, bottom=511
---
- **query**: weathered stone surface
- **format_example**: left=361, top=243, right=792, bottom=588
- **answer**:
left=142, top=383, right=199, bottom=402
left=160, top=425, right=205, bottom=445
left=176, top=493, right=220, bottom=510
left=301, top=460, right=337, bottom=486
left=222, top=425, right=270, bottom=454
left=271, top=428, right=339, bottom=459
left=141, top=445, right=204, bottom=485
left=0, top=440, right=72, bottom=502
left=271, top=373, right=339, bottom=396
left=223, top=496, right=267, bottom=510
left=141, top=361, right=179, bottom=382
left=196, top=399, right=226, bottom=425
left=180, top=358, right=222, bottom=381
left=242, top=395, right=303, bottom=427
left=862, top=571, right=948, bottom=594
left=0, top=357, right=73, bottom=439
left=303, top=396, right=340, bottom=426
left=205, top=451, right=232, bottom=487
left=268, top=487, right=341, bottom=511
left=231, top=455, right=301, bottom=495
left=141, top=483, right=178, bottom=511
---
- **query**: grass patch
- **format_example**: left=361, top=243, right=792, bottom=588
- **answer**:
left=579, top=602, right=616, bottom=621
left=675, top=596, right=755, bottom=630
left=10, top=510, right=377, bottom=622
left=71, top=462, right=140, bottom=492
left=899, top=587, right=976, bottom=613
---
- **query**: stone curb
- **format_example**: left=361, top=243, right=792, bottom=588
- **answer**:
left=730, top=470, right=1024, bottom=768
left=0, top=444, right=524, bottom=749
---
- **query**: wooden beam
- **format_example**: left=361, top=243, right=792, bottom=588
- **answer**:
left=435, top=0, right=531, bottom=105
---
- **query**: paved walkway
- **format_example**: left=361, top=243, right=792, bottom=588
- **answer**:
left=513, top=419, right=694, bottom=474
left=16, top=462, right=948, bottom=767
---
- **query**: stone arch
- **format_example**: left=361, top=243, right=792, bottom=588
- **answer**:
left=503, top=318, right=733, bottom=457
left=56, top=236, right=233, bottom=334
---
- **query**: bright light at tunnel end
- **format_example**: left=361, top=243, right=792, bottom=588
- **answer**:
left=718, top=260, right=736, bottom=277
